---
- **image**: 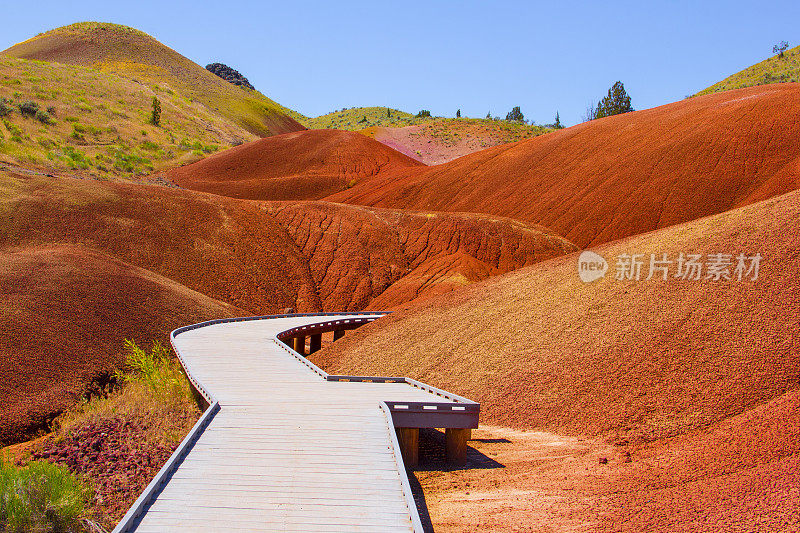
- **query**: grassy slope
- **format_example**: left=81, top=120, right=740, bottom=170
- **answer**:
left=2, top=22, right=304, bottom=138
left=696, top=44, right=800, bottom=95
left=0, top=55, right=254, bottom=176
left=303, top=106, right=553, bottom=164
left=303, top=107, right=550, bottom=142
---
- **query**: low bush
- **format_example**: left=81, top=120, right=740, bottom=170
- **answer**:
left=0, top=459, right=88, bottom=533
left=35, top=109, right=53, bottom=125
left=17, top=101, right=39, bottom=118
left=0, top=98, right=12, bottom=117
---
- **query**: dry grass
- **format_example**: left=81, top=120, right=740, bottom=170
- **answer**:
left=0, top=55, right=247, bottom=177
left=696, top=44, right=800, bottom=95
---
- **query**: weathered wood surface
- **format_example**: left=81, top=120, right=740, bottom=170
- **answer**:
left=127, top=315, right=447, bottom=532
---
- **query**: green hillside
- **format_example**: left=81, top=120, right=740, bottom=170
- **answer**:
left=3, top=22, right=304, bottom=137
left=697, top=44, right=800, bottom=95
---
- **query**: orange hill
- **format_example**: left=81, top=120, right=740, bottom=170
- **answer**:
left=328, top=84, right=800, bottom=248
left=167, top=130, right=424, bottom=200
left=315, top=188, right=800, bottom=530
left=316, top=188, right=800, bottom=442
left=265, top=201, right=577, bottom=310
left=0, top=170, right=574, bottom=443
left=0, top=245, right=243, bottom=445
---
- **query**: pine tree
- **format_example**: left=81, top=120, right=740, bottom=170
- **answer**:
left=456, top=109, right=461, bottom=118
left=594, top=81, right=633, bottom=119
left=554, top=111, right=562, bottom=129
left=387, top=107, right=391, bottom=117
left=506, top=106, right=524, bottom=122
left=150, top=97, right=161, bottom=126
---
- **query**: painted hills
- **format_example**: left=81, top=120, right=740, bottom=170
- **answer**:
left=2, top=20, right=799, bottom=533
left=0, top=168, right=574, bottom=444
left=329, top=84, right=800, bottom=248
left=166, top=129, right=423, bottom=200
left=315, top=187, right=800, bottom=531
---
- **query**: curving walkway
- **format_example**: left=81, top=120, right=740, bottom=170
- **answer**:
left=113, top=314, right=478, bottom=533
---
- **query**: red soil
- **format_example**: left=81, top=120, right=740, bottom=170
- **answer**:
left=329, top=84, right=800, bottom=248
left=266, top=201, right=577, bottom=310
left=167, top=129, right=424, bottom=201
left=316, top=189, right=800, bottom=530
left=0, top=245, right=241, bottom=446
left=316, top=187, right=800, bottom=443
left=0, top=171, right=574, bottom=444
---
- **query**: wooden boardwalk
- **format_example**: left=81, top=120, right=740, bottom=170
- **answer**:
left=114, top=314, right=477, bottom=532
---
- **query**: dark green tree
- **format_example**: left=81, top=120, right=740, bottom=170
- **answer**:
left=554, top=111, right=562, bottom=129
left=773, top=41, right=789, bottom=58
left=387, top=107, right=391, bottom=117
left=594, top=81, right=633, bottom=119
left=150, top=97, right=161, bottom=126
left=416, top=109, right=431, bottom=118
left=456, top=109, right=461, bottom=118
left=506, top=106, right=524, bottom=122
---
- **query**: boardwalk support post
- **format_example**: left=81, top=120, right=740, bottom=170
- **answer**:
left=445, top=428, right=470, bottom=465
left=396, top=427, right=419, bottom=468
left=309, top=333, right=322, bottom=353
left=333, top=329, right=345, bottom=340
left=292, top=335, right=305, bottom=355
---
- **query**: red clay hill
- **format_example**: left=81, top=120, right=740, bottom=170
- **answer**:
left=328, top=84, right=800, bottom=248
left=167, top=129, right=423, bottom=200
left=0, top=169, right=573, bottom=444
left=315, top=188, right=800, bottom=531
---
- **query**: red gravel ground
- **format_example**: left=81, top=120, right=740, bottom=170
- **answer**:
left=167, top=129, right=423, bottom=200
left=329, top=84, right=800, bottom=248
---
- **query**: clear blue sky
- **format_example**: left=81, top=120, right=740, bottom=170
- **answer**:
left=2, top=0, right=798, bottom=126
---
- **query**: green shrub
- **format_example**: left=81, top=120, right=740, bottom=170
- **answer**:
left=0, top=459, right=87, bottom=533
left=117, top=339, right=187, bottom=400
left=150, top=97, right=161, bottom=126
left=0, top=98, right=12, bottom=117
left=35, top=109, right=53, bottom=125
left=17, top=101, right=39, bottom=118
left=416, top=110, right=431, bottom=118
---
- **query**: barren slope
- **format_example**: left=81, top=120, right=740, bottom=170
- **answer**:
left=316, top=188, right=800, bottom=441
left=329, top=84, right=800, bottom=248
left=0, top=245, right=242, bottom=445
left=3, top=22, right=303, bottom=137
left=167, top=129, right=424, bottom=200
left=316, top=189, right=800, bottom=530
left=266, top=201, right=577, bottom=310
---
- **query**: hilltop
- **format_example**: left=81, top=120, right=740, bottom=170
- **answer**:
left=328, top=84, right=800, bottom=248
left=300, top=106, right=552, bottom=164
left=2, top=22, right=303, bottom=137
left=0, top=55, right=254, bottom=176
left=697, top=44, right=800, bottom=95
left=363, top=118, right=552, bottom=164
left=166, top=129, right=423, bottom=200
